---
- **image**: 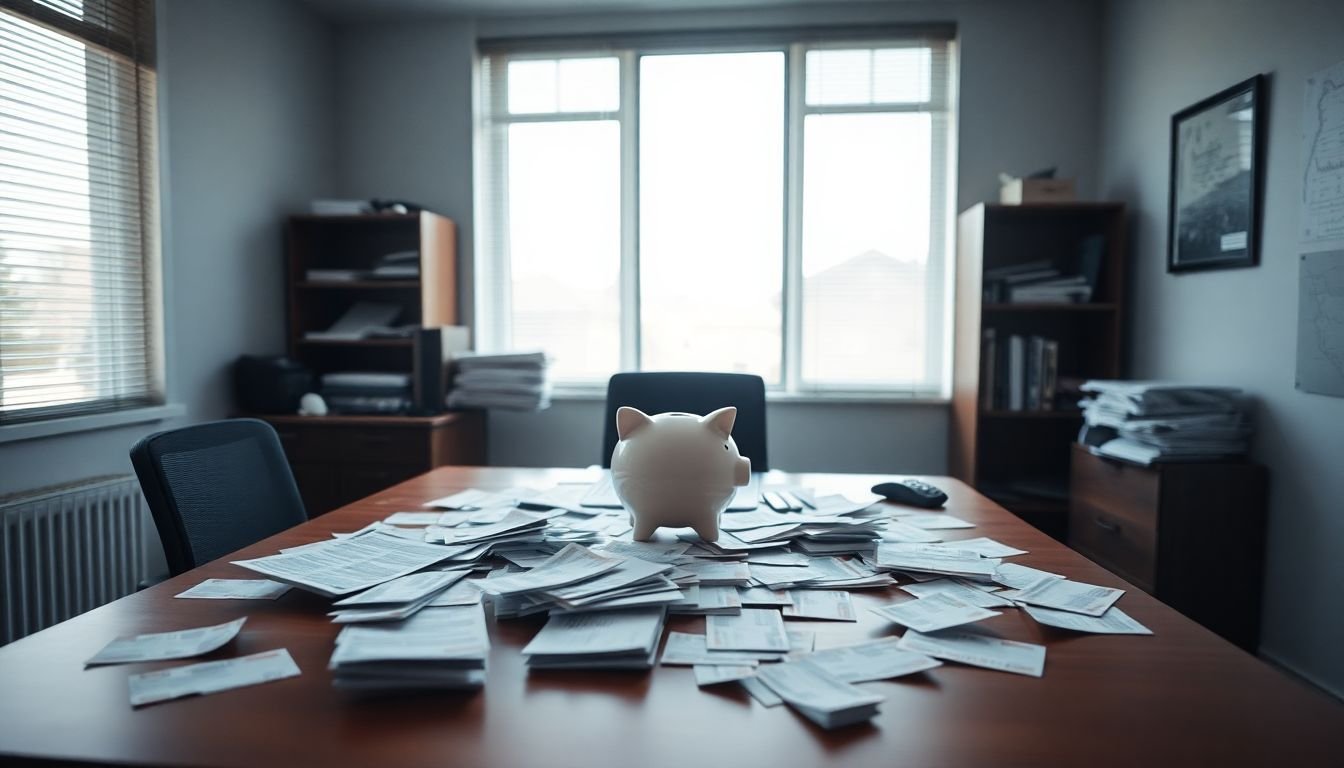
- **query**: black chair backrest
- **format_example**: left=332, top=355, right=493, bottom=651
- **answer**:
left=601, top=372, right=768, bottom=470
left=130, top=418, right=308, bottom=576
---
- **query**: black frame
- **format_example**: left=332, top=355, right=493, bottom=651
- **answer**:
left=1167, top=74, right=1266, bottom=273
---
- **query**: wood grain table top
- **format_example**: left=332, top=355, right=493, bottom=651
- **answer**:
left=1, top=467, right=1340, bottom=768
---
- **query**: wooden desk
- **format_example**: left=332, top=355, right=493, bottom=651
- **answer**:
left=0, top=469, right=1339, bottom=767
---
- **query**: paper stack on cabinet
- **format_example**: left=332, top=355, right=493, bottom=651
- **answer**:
left=329, top=605, right=490, bottom=691
left=1079, top=381, right=1252, bottom=465
left=320, top=370, right=413, bottom=415
left=447, top=351, right=552, bottom=411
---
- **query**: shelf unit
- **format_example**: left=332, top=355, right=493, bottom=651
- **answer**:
left=284, top=211, right=457, bottom=379
left=949, top=203, right=1126, bottom=540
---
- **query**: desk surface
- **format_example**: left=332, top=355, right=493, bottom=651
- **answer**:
left=1, top=468, right=1340, bottom=767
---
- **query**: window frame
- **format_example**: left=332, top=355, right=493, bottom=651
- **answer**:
left=0, top=0, right=164, bottom=426
left=475, top=28, right=957, bottom=399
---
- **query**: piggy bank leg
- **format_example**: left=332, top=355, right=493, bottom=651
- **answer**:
left=632, top=517, right=660, bottom=541
left=691, top=522, right=719, bottom=543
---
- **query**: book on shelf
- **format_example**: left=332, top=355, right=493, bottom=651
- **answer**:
left=982, top=332, right=1061, bottom=413
left=982, top=235, right=1106, bottom=304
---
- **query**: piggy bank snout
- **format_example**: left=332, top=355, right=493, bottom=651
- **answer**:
left=734, top=456, right=750, bottom=486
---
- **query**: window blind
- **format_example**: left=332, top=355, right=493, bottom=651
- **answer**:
left=0, top=0, right=161, bottom=424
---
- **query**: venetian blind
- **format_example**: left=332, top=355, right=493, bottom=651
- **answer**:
left=0, top=0, right=161, bottom=424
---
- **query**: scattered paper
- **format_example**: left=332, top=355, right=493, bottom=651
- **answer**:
left=900, top=513, right=976, bottom=530
left=803, top=637, right=942, bottom=683
left=333, top=570, right=467, bottom=607
left=1023, top=605, right=1152, bottom=635
left=738, top=586, right=794, bottom=606
left=659, top=632, right=771, bottom=666
left=740, top=675, right=784, bottom=707
left=992, top=562, right=1065, bottom=591
left=756, top=660, right=884, bottom=729
left=897, top=629, right=1046, bottom=677
left=707, top=608, right=790, bottom=653
left=129, top=648, right=300, bottom=707
left=174, top=580, right=290, bottom=601
left=522, top=607, right=665, bottom=658
left=782, top=590, right=856, bottom=621
left=381, top=511, right=443, bottom=526
left=87, top=618, right=247, bottom=666
left=478, top=544, right=623, bottom=596
left=694, top=664, right=757, bottom=686
left=1013, top=578, right=1124, bottom=617
left=871, top=594, right=1000, bottom=633
left=947, top=537, right=1028, bottom=558
left=899, top=578, right=1017, bottom=609
left=232, top=532, right=458, bottom=597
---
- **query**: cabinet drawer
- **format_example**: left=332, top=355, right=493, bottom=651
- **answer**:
left=296, top=426, right=428, bottom=464
left=1069, top=449, right=1159, bottom=590
left=339, top=463, right=423, bottom=504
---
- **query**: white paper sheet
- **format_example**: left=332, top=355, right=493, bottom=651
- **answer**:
left=331, top=605, right=489, bottom=665
left=899, top=578, right=1017, bottom=609
left=174, top=580, right=290, bottom=601
left=694, top=664, right=758, bottom=686
left=870, top=594, right=1001, bottom=633
left=1013, top=578, right=1124, bottom=617
left=946, top=537, right=1028, bottom=558
left=706, top=608, right=790, bottom=653
left=900, top=513, right=976, bottom=530
left=659, top=632, right=771, bottom=666
left=897, top=629, right=1046, bottom=677
left=739, top=675, right=784, bottom=707
left=781, top=590, right=856, bottom=621
left=87, top=618, right=247, bottom=666
left=479, top=544, right=623, bottom=596
left=232, top=532, right=458, bottom=597
left=991, top=562, right=1065, bottom=591
left=755, top=660, right=884, bottom=721
left=1023, top=605, right=1153, bottom=635
left=521, top=607, right=665, bottom=657
left=803, top=637, right=942, bottom=683
left=333, top=569, right=467, bottom=606
left=128, top=648, right=300, bottom=707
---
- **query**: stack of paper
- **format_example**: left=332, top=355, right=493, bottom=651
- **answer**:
left=872, top=543, right=1001, bottom=582
left=1080, top=380, right=1252, bottom=464
left=328, top=569, right=469, bottom=623
left=897, top=628, right=1046, bottom=678
left=869, top=594, right=1001, bottom=633
left=424, top=509, right=551, bottom=547
left=522, top=607, right=667, bottom=670
left=329, top=605, right=490, bottom=691
left=755, top=660, right=885, bottom=729
left=447, top=351, right=552, bottom=411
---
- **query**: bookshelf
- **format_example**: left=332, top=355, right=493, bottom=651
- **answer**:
left=949, top=203, right=1126, bottom=539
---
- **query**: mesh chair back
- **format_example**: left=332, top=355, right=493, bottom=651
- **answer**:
left=601, top=372, right=768, bottom=470
left=130, top=418, right=307, bottom=576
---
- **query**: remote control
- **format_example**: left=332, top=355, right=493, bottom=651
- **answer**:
left=871, top=479, right=948, bottom=509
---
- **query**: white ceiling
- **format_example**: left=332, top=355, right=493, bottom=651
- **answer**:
left=300, top=0, right=911, bottom=22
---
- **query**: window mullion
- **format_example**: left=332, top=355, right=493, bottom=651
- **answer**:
left=619, top=49, right=640, bottom=372
left=782, top=44, right=805, bottom=393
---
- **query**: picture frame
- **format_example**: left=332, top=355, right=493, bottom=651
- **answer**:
left=1167, top=74, right=1266, bottom=273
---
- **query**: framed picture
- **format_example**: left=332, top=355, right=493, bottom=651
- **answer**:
left=1167, top=75, right=1265, bottom=273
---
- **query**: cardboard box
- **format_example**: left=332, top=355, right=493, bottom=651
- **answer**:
left=1000, top=178, right=1076, bottom=204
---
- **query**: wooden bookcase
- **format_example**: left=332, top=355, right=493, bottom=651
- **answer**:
left=949, top=203, right=1126, bottom=539
left=265, top=211, right=485, bottom=516
left=284, top=211, right=457, bottom=377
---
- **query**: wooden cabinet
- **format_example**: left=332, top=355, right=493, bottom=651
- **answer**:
left=261, top=412, right=487, bottom=515
left=1068, top=444, right=1267, bottom=650
left=949, top=203, right=1127, bottom=539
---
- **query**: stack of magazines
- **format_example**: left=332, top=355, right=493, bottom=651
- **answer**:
left=446, top=351, right=551, bottom=411
left=1078, top=381, right=1252, bottom=465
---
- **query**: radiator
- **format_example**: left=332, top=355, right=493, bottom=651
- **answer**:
left=1, top=475, right=148, bottom=645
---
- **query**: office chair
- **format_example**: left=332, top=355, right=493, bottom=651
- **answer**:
left=130, top=418, right=308, bottom=576
left=601, top=372, right=768, bottom=470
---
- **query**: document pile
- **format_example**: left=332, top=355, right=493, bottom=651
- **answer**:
left=755, top=660, right=885, bottom=729
left=1079, top=380, right=1252, bottom=465
left=328, top=569, right=471, bottom=623
left=329, top=605, right=490, bottom=691
left=232, top=530, right=460, bottom=597
left=481, top=543, right=682, bottom=617
left=320, top=371, right=413, bottom=415
left=446, top=351, right=552, bottom=411
left=522, top=607, right=667, bottom=670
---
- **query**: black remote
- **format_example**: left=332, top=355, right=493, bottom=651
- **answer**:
left=871, top=479, right=948, bottom=509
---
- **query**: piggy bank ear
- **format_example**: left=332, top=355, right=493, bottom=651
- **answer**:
left=616, top=406, right=654, bottom=439
left=701, top=406, right=737, bottom=439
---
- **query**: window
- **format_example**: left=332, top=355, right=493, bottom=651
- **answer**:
left=477, top=30, right=954, bottom=395
left=0, top=0, right=162, bottom=424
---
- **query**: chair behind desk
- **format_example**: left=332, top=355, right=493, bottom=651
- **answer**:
left=130, top=418, right=308, bottom=576
left=601, top=372, right=768, bottom=469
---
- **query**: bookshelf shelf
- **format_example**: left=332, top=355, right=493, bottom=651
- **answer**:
left=296, top=338, right=415, bottom=348
left=295, top=280, right=422, bottom=290
left=949, top=202, right=1126, bottom=541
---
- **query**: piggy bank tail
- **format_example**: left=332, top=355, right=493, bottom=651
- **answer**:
left=735, top=456, right=750, bottom=487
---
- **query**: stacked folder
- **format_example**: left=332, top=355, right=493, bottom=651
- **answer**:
left=446, top=351, right=552, bottom=411
left=1079, top=380, right=1252, bottom=465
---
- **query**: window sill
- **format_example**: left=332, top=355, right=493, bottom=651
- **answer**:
left=0, top=403, right=187, bottom=445
left=549, top=387, right=950, bottom=407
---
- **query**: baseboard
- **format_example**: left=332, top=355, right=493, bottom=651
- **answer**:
left=1259, top=647, right=1344, bottom=703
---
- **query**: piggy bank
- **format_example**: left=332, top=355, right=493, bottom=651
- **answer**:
left=610, top=406, right=751, bottom=542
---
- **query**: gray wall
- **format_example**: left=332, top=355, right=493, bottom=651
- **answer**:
left=334, top=0, right=1106, bottom=471
left=1098, top=0, right=1344, bottom=696
left=0, top=1, right=336, bottom=502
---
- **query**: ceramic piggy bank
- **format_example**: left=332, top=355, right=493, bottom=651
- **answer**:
left=610, top=406, right=751, bottom=542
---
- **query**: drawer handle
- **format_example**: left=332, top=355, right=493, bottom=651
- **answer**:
left=1094, top=516, right=1121, bottom=534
